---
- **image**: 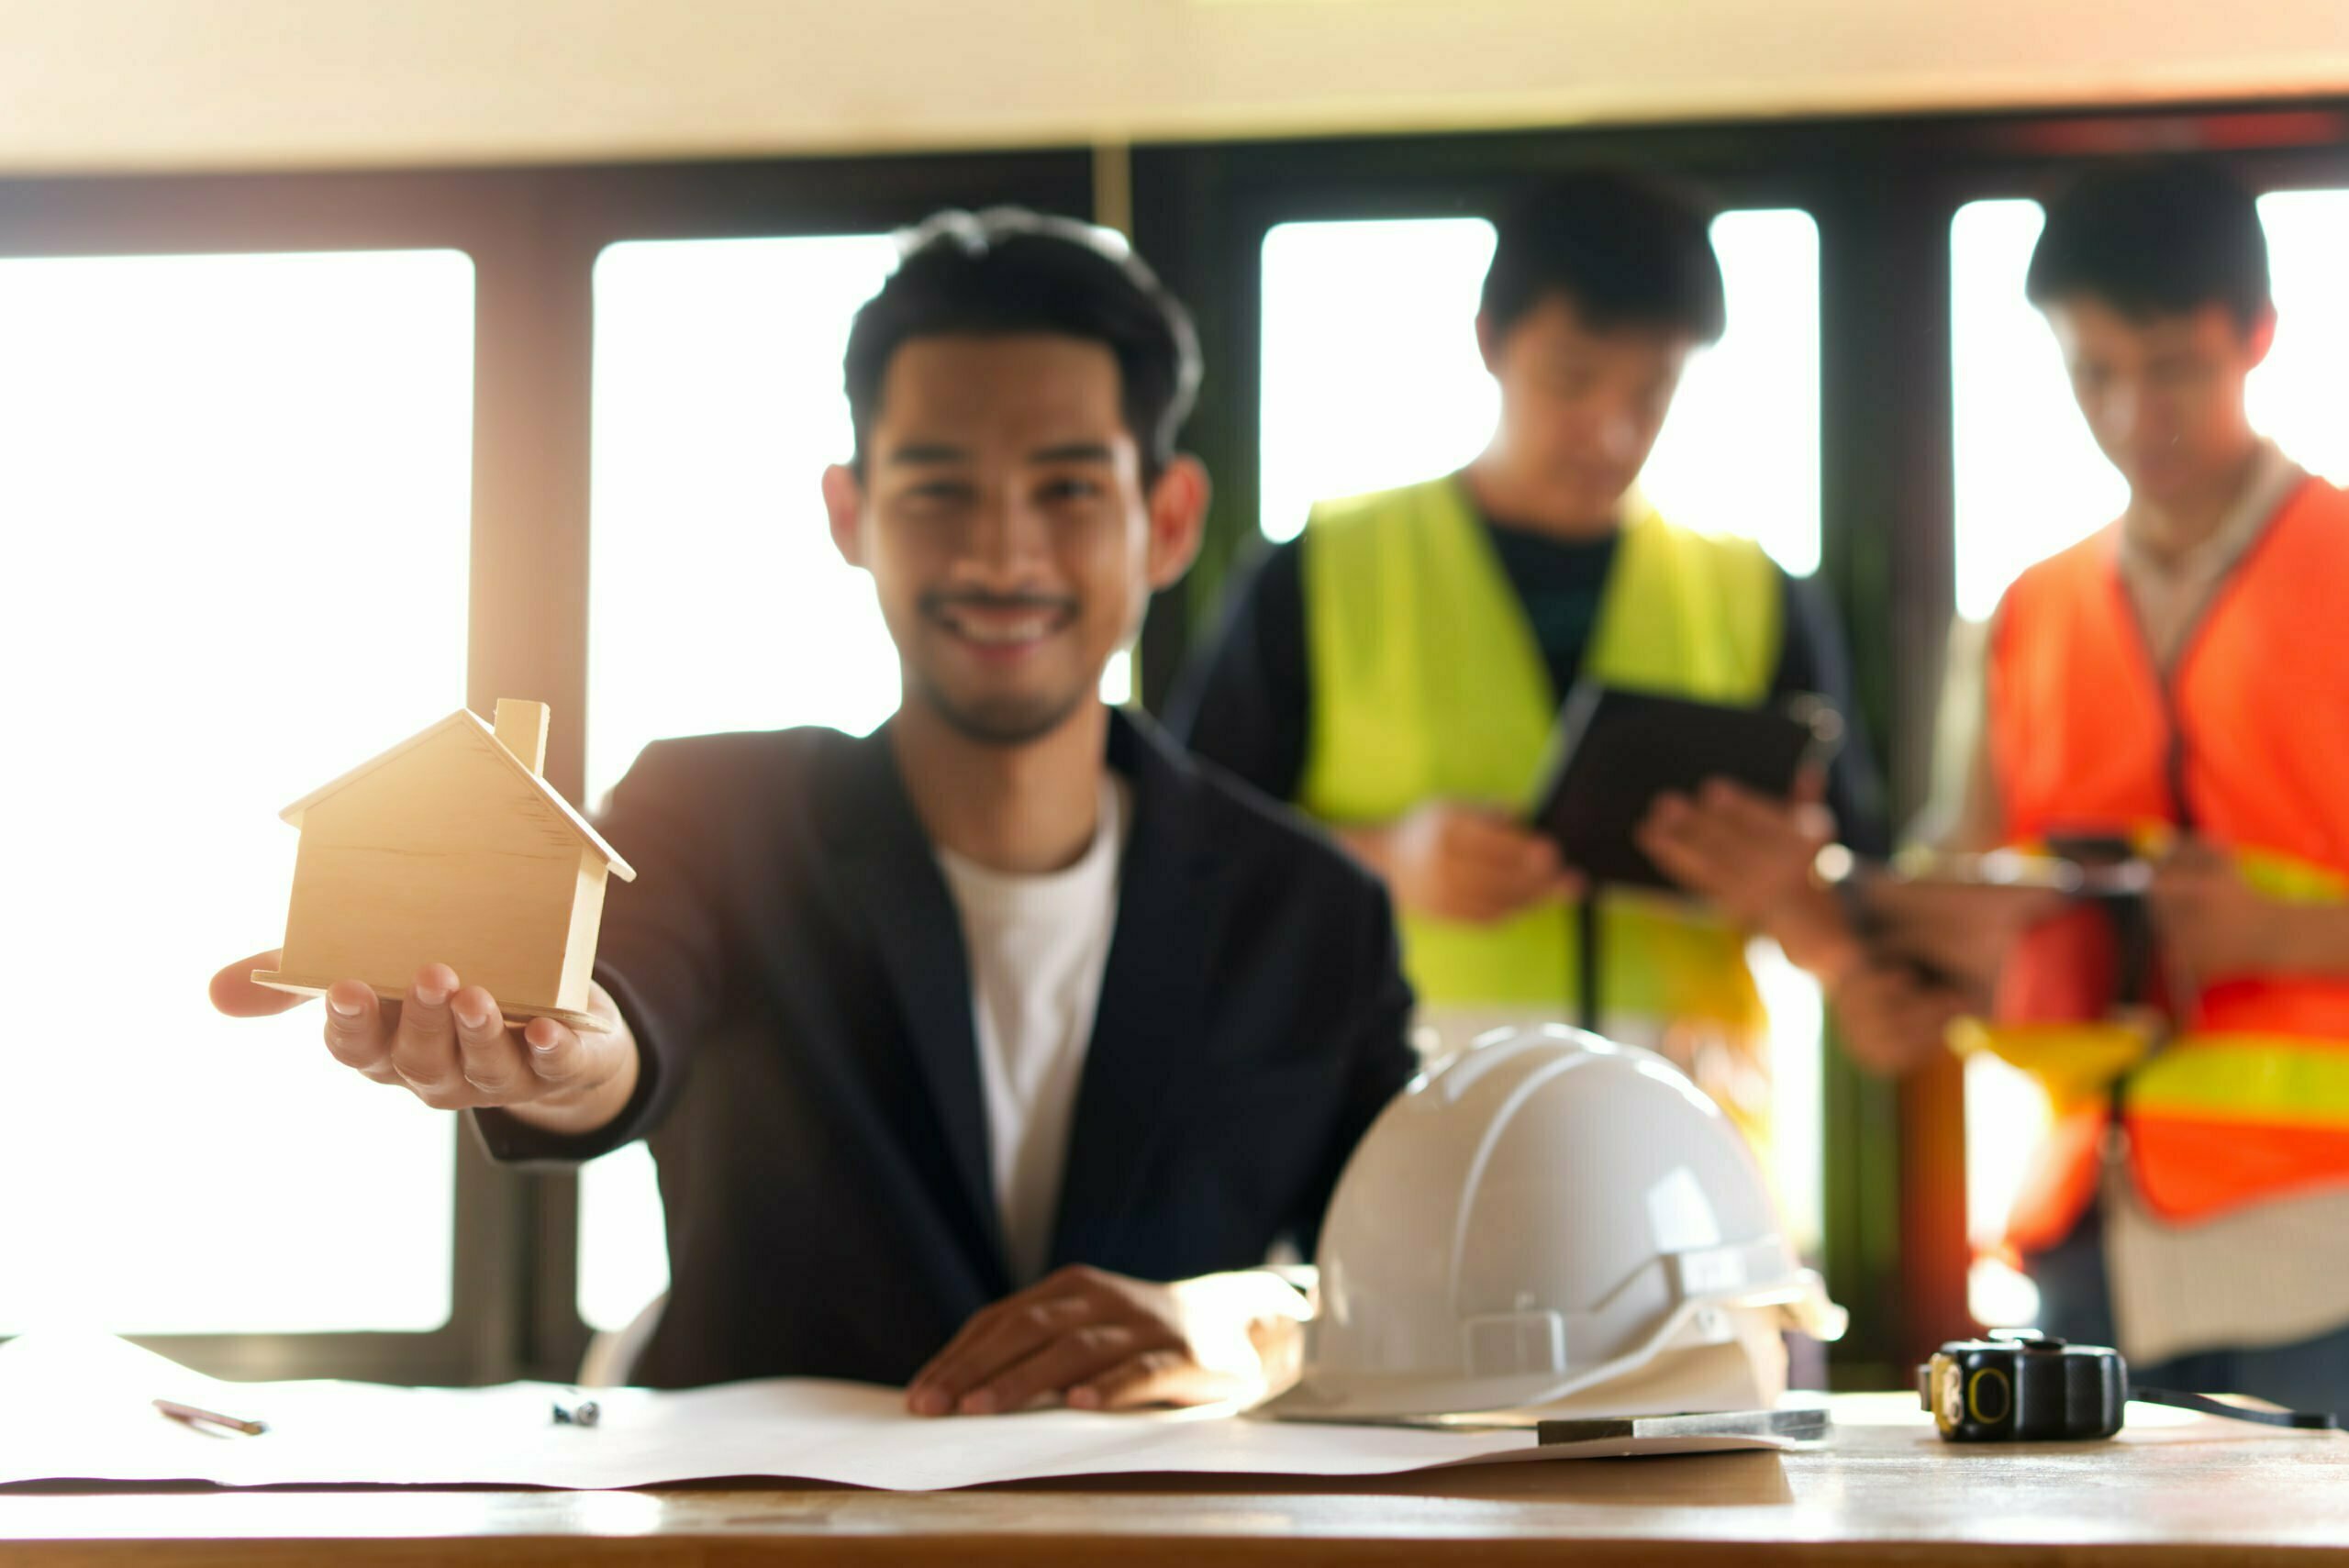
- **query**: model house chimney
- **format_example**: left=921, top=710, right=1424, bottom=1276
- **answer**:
left=494, top=698, right=550, bottom=774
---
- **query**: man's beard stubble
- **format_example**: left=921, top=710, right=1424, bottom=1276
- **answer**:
left=907, top=586, right=1094, bottom=747
left=908, top=667, right=1093, bottom=748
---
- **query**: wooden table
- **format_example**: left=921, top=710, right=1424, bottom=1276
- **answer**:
left=6, top=1396, right=2346, bottom=1565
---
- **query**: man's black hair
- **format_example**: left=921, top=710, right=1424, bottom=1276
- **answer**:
left=2025, top=158, right=2272, bottom=333
left=1479, top=170, right=1727, bottom=346
left=843, top=207, right=1201, bottom=480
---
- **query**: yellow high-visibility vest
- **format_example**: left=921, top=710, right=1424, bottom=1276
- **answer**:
left=1297, top=473, right=1783, bottom=1051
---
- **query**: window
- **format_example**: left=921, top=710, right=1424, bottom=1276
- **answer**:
left=1949, top=187, right=2349, bottom=1322
left=0, top=250, right=474, bottom=1334
left=1256, top=210, right=1827, bottom=1252
left=584, top=235, right=909, bottom=801
left=1257, top=218, right=1501, bottom=549
left=1257, top=210, right=1822, bottom=576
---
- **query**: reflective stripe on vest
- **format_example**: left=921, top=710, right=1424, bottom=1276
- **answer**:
left=1294, top=473, right=1783, bottom=1035
left=1982, top=475, right=2349, bottom=1249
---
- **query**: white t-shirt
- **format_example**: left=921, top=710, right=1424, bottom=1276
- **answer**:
left=935, top=773, right=1131, bottom=1287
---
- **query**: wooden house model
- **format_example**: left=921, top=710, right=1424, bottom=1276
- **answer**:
left=252, top=699, right=635, bottom=1030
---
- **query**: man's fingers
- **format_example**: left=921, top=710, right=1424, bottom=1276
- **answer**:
left=1834, top=964, right=1965, bottom=1075
left=451, top=985, right=532, bottom=1098
left=1638, top=812, right=1747, bottom=903
left=1670, top=780, right=1839, bottom=863
left=907, top=1291, right=1097, bottom=1416
left=928, top=1289, right=1098, bottom=1391
left=1067, top=1349, right=1240, bottom=1412
left=1451, top=819, right=1571, bottom=910
left=2160, top=836, right=2226, bottom=873
left=2151, top=840, right=2234, bottom=924
left=957, top=1322, right=1145, bottom=1416
left=1445, top=859, right=1559, bottom=923
left=1638, top=794, right=1718, bottom=862
left=1637, top=816, right=1710, bottom=882
left=389, top=964, right=466, bottom=1106
left=1665, top=795, right=1765, bottom=863
left=320, top=981, right=398, bottom=1080
left=210, top=950, right=311, bottom=1018
left=1485, top=856, right=1567, bottom=909
left=2151, top=866, right=2223, bottom=908
left=1698, top=776, right=1772, bottom=812
left=1448, top=814, right=1560, bottom=875
left=518, top=1015, right=597, bottom=1091
left=1876, top=970, right=1963, bottom=1029
left=1702, top=777, right=1833, bottom=845
left=911, top=1296, right=1013, bottom=1394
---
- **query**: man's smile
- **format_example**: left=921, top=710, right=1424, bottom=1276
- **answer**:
left=924, top=594, right=1080, bottom=659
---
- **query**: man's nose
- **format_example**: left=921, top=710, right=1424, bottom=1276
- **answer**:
left=1596, top=404, right=1642, bottom=464
left=963, top=489, right=1051, bottom=571
left=2101, top=383, right=2144, bottom=447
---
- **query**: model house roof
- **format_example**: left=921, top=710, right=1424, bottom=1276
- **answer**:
left=277, top=708, right=637, bottom=882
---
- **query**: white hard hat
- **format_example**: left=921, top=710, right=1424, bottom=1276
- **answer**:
left=1273, top=1024, right=1845, bottom=1421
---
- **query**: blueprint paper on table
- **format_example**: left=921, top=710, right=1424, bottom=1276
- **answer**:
left=0, top=1333, right=1793, bottom=1491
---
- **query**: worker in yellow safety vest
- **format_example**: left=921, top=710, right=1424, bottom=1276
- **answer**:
left=1170, top=170, right=1890, bottom=1139
left=1887, top=159, right=2349, bottom=1416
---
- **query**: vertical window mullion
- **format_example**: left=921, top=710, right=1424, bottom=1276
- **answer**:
left=462, top=183, right=602, bottom=1383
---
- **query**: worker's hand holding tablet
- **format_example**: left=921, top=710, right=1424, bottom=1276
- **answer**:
left=1528, top=682, right=1844, bottom=894
left=208, top=951, right=642, bottom=1139
left=1823, top=961, right=1973, bottom=1076
left=1814, top=849, right=2099, bottom=1076
left=1638, top=771, right=1834, bottom=913
left=2147, top=836, right=2288, bottom=995
left=1529, top=682, right=1856, bottom=975
left=1824, top=856, right=2076, bottom=1004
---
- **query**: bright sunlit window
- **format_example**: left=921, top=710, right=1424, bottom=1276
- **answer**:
left=1258, top=211, right=1827, bottom=1254
left=584, top=235, right=906, bottom=801
left=1951, top=192, right=2349, bottom=623
left=1257, top=210, right=1822, bottom=576
left=1949, top=187, right=2349, bottom=1322
left=0, top=250, right=474, bottom=1334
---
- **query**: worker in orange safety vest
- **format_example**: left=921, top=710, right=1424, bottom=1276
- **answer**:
left=1905, top=158, right=2349, bottom=1417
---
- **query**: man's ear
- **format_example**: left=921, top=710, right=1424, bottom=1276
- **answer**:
left=2244, top=305, right=2279, bottom=373
left=1475, top=310, right=1505, bottom=377
left=1143, top=455, right=1211, bottom=591
left=822, top=463, right=867, bottom=570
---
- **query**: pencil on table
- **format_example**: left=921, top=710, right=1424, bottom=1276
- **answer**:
left=153, top=1397, right=269, bottom=1436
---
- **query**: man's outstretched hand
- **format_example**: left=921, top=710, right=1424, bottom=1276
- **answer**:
left=906, top=1265, right=1310, bottom=1417
left=208, top=951, right=639, bottom=1138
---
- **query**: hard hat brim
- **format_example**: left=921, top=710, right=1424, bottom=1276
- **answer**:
left=1271, top=1273, right=1843, bottom=1423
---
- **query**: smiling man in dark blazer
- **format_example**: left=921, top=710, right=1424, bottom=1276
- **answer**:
left=213, top=209, right=1418, bottom=1414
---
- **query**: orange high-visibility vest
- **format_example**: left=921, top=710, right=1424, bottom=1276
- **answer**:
left=1985, top=475, right=2349, bottom=1252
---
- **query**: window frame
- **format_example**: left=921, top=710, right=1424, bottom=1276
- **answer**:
left=10, top=97, right=2349, bottom=1389
left=0, top=150, right=1094, bottom=1385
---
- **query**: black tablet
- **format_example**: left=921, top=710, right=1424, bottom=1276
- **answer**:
left=1528, top=681, right=1843, bottom=891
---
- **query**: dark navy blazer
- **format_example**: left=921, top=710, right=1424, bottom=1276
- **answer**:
left=476, top=710, right=1417, bottom=1389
